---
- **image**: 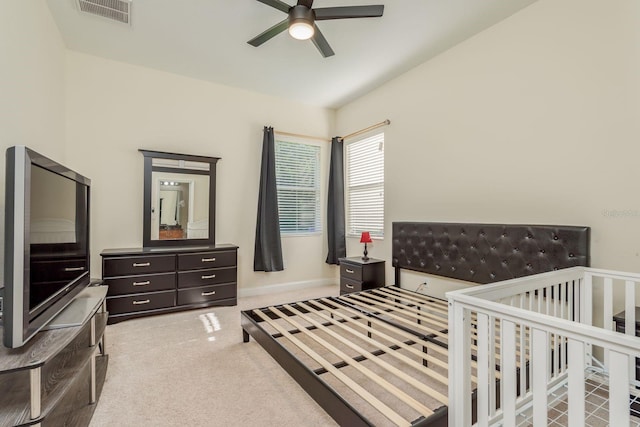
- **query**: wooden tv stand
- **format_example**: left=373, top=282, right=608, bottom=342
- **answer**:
left=0, top=286, right=108, bottom=426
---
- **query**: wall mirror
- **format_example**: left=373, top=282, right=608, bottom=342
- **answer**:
left=140, top=149, right=219, bottom=249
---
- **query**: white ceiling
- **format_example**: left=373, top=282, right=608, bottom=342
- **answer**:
left=46, top=0, right=536, bottom=109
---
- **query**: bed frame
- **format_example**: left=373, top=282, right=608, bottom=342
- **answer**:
left=241, top=222, right=591, bottom=426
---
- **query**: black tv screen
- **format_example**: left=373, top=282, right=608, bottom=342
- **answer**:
left=2, top=146, right=91, bottom=348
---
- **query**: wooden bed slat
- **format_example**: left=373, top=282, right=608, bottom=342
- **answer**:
left=379, top=288, right=450, bottom=316
left=252, top=308, right=412, bottom=427
left=305, top=300, right=450, bottom=373
left=342, top=294, right=450, bottom=341
left=319, top=297, right=490, bottom=379
left=299, top=300, right=454, bottom=390
left=267, top=306, right=436, bottom=420
left=366, top=290, right=449, bottom=328
left=373, top=287, right=448, bottom=311
left=319, top=298, right=450, bottom=359
left=283, top=303, right=449, bottom=405
left=391, top=287, right=449, bottom=307
left=377, top=287, right=447, bottom=305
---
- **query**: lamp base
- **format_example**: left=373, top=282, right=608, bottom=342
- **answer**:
left=362, top=243, right=369, bottom=261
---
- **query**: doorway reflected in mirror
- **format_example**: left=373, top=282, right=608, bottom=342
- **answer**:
left=140, top=149, right=219, bottom=248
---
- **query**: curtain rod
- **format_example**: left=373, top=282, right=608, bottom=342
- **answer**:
left=342, top=119, right=390, bottom=141
left=273, top=119, right=390, bottom=143
left=274, top=130, right=331, bottom=142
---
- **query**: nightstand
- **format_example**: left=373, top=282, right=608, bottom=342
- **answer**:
left=613, top=307, right=640, bottom=414
left=613, top=308, right=640, bottom=381
left=338, top=256, right=385, bottom=295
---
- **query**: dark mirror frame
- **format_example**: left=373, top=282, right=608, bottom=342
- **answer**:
left=140, top=149, right=220, bottom=249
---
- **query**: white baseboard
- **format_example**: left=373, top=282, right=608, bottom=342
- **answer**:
left=238, top=278, right=337, bottom=298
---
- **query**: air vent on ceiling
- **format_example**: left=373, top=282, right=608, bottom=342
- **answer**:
left=76, top=0, right=132, bottom=25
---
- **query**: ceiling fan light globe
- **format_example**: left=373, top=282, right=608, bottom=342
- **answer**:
left=289, top=21, right=314, bottom=40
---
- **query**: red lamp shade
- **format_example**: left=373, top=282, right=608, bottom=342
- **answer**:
left=360, top=231, right=372, bottom=244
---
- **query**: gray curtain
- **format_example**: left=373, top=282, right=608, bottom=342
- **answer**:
left=254, top=126, right=284, bottom=272
left=326, top=137, right=346, bottom=264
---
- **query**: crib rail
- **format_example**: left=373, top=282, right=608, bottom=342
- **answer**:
left=447, top=266, right=640, bottom=427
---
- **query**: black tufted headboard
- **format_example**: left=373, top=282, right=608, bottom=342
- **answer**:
left=392, top=222, right=590, bottom=285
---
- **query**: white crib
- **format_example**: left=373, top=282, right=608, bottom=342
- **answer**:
left=447, top=267, right=640, bottom=426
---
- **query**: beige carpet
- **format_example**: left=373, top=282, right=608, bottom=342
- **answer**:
left=90, top=284, right=340, bottom=427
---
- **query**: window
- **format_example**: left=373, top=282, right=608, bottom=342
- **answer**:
left=346, top=132, right=384, bottom=238
left=275, top=140, right=321, bottom=235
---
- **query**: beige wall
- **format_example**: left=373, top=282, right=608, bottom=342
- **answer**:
left=6, top=0, right=639, bottom=296
left=0, top=0, right=67, bottom=277
left=337, top=0, right=640, bottom=287
left=64, top=52, right=336, bottom=289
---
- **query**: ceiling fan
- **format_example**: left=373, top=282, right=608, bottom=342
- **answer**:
left=248, top=0, right=384, bottom=58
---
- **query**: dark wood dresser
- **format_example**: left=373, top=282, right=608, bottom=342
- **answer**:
left=338, top=256, right=385, bottom=295
left=101, top=244, right=238, bottom=324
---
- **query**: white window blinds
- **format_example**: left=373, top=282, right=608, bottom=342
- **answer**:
left=275, top=140, right=321, bottom=235
left=346, top=133, right=384, bottom=238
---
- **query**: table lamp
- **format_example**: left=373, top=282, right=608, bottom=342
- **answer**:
left=360, top=231, right=372, bottom=261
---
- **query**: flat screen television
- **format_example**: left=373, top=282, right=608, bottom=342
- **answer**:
left=1, top=146, right=91, bottom=348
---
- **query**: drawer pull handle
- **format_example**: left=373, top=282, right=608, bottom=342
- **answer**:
left=345, top=284, right=354, bottom=289
left=346, top=269, right=354, bottom=274
left=202, top=257, right=216, bottom=262
left=201, top=274, right=216, bottom=279
left=133, top=281, right=150, bottom=286
left=133, top=262, right=151, bottom=267
left=64, top=266, right=85, bottom=272
left=132, top=299, right=150, bottom=305
left=201, top=290, right=216, bottom=296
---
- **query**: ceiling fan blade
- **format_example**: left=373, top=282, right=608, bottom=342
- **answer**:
left=247, top=19, right=289, bottom=47
left=297, top=0, right=313, bottom=8
left=311, top=24, right=335, bottom=58
left=314, top=5, right=384, bottom=20
left=256, top=0, right=291, bottom=14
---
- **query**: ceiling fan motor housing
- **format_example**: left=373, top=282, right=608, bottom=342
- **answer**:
left=289, top=5, right=314, bottom=26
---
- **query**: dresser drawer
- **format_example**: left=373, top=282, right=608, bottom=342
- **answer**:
left=177, top=267, right=236, bottom=289
left=106, top=290, right=176, bottom=315
left=177, top=250, right=237, bottom=271
left=340, top=263, right=362, bottom=281
left=103, top=255, right=175, bottom=277
left=340, top=277, right=363, bottom=294
left=104, top=272, right=176, bottom=296
left=177, top=283, right=236, bottom=306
